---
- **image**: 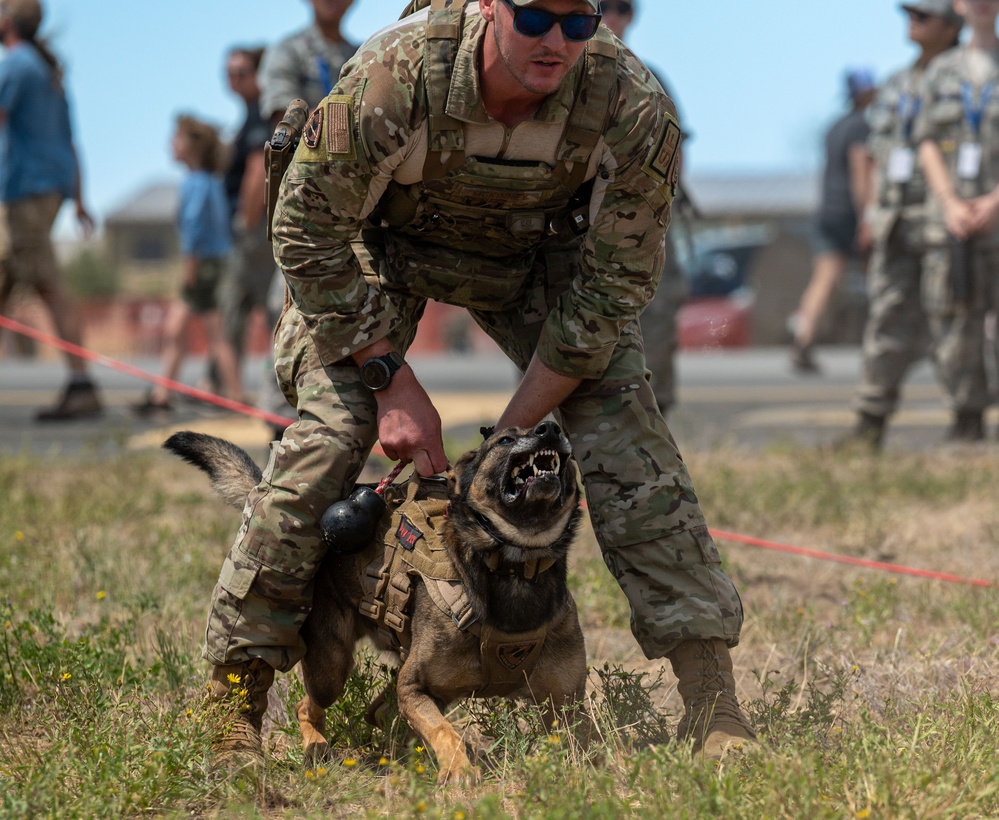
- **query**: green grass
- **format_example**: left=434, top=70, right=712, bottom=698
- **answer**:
left=0, top=443, right=997, bottom=817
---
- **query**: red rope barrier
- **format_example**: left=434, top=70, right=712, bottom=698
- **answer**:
left=3, top=314, right=995, bottom=589
left=0, top=314, right=294, bottom=428
left=711, top=528, right=996, bottom=588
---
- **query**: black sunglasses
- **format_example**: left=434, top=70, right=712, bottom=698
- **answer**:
left=499, top=0, right=603, bottom=42
left=599, top=1, right=633, bottom=14
left=905, top=8, right=932, bottom=23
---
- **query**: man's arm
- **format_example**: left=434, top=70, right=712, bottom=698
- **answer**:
left=918, top=140, right=977, bottom=239
left=236, top=147, right=267, bottom=231
left=495, top=356, right=581, bottom=430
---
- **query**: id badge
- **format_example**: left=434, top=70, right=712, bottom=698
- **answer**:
left=887, top=146, right=915, bottom=183
left=957, top=142, right=983, bottom=180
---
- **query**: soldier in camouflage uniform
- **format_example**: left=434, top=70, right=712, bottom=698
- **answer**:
left=253, top=0, right=359, bottom=439
left=843, top=0, right=964, bottom=450
left=916, top=0, right=999, bottom=442
left=205, top=0, right=756, bottom=767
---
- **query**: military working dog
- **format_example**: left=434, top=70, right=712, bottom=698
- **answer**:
left=165, top=422, right=588, bottom=784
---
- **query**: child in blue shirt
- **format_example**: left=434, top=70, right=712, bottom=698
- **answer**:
left=134, top=115, right=242, bottom=413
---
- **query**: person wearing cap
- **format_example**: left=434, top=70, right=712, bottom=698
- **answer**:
left=203, top=0, right=757, bottom=770
left=917, top=0, right=999, bottom=442
left=840, top=1, right=965, bottom=449
left=790, top=68, right=878, bottom=373
left=600, top=0, right=690, bottom=419
left=0, top=0, right=99, bottom=420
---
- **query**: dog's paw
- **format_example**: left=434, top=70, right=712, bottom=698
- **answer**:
left=436, top=761, right=481, bottom=787
left=303, top=741, right=331, bottom=768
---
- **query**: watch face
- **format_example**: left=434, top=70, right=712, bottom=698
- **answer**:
left=360, top=358, right=390, bottom=391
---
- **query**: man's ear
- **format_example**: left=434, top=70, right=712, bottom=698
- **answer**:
left=480, top=0, right=496, bottom=22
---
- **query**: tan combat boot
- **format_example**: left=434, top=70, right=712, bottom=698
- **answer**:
left=206, top=659, right=275, bottom=772
left=668, top=638, right=758, bottom=760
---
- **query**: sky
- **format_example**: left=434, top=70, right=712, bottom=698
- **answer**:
left=29, top=0, right=926, bottom=239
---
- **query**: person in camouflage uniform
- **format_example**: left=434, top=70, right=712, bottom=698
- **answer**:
left=842, top=0, right=964, bottom=450
left=253, top=0, right=358, bottom=440
left=916, top=0, right=999, bottom=442
left=601, top=0, right=690, bottom=417
left=205, top=0, right=756, bottom=767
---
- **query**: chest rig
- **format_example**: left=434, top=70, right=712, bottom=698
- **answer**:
left=377, top=0, right=619, bottom=311
left=356, top=474, right=562, bottom=697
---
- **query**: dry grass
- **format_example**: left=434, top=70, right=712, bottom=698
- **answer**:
left=0, top=440, right=997, bottom=817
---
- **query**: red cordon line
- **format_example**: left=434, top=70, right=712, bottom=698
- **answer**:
left=0, top=314, right=294, bottom=429
left=5, top=314, right=996, bottom=589
left=710, top=529, right=996, bottom=588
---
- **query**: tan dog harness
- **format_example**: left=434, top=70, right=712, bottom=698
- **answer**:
left=357, top=475, right=560, bottom=696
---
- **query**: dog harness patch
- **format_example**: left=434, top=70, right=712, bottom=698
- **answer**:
left=496, top=641, right=540, bottom=671
left=396, top=515, right=424, bottom=552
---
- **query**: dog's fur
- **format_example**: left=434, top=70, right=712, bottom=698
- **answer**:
left=165, top=423, right=588, bottom=784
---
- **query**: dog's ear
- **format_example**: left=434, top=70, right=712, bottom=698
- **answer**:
left=479, top=426, right=495, bottom=441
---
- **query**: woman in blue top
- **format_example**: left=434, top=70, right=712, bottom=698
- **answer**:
left=134, top=115, right=242, bottom=413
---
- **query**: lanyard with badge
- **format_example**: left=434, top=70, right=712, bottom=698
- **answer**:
left=958, top=81, right=993, bottom=180
left=887, top=92, right=922, bottom=183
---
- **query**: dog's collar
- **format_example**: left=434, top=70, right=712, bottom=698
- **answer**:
left=467, top=507, right=558, bottom=580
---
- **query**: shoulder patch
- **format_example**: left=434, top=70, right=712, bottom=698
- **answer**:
left=325, top=95, right=356, bottom=159
left=644, top=118, right=681, bottom=185
left=303, top=106, right=323, bottom=150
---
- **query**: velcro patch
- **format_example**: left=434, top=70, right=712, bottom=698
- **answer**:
left=396, top=515, right=424, bottom=552
left=325, top=95, right=355, bottom=159
left=303, top=106, right=323, bottom=150
left=644, top=118, right=681, bottom=185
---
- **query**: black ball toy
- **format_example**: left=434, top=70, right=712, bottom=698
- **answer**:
left=320, top=486, right=386, bottom=555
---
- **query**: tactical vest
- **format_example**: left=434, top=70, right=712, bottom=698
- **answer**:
left=377, top=0, right=619, bottom=311
left=357, top=474, right=561, bottom=697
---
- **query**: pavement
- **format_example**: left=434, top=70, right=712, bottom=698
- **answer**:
left=0, top=344, right=976, bottom=459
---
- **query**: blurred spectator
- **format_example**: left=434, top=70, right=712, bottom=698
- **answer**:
left=218, top=46, right=272, bottom=381
left=0, top=0, right=99, bottom=421
left=916, top=0, right=999, bottom=441
left=133, top=115, right=242, bottom=415
left=255, top=0, right=358, bottom=440
left=601, top=0, right=689, bottom=416
left=790, top=68, right=877, bottom=373
left=842, top=0, right=964, bottom=450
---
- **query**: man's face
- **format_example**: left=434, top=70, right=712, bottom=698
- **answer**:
left=481, top=0, right=592, bottom=97
left=226, top=54, right=258, bottom=100
left=310, top=0, right=353, bottom=28
left=598, top=1, right=634, bottom=40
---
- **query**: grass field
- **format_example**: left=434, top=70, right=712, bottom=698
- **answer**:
left=0, top=433, right=997, bottom=818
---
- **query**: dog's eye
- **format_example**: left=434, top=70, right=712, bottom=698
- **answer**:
left=498, top=436, right=516, bottom=446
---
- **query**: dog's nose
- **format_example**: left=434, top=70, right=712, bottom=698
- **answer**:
left=534, top=421, right=561, bottom=438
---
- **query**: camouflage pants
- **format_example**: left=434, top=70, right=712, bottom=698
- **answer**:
left=639, top=238, right=687, bottom=416
left=922, top=243, right=998, bottom=412
left=854, top=224, right=932, bottom=418
left=205, top=266, right=743, bottom=671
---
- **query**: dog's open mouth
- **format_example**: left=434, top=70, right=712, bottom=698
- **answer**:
left=504, top=449, right=562, bottom=502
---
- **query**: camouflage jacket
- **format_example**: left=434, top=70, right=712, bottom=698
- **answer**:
left=271, top=6, right=680, bottom=380
left=258, top=23, right=358, bottom=121
left=915, top=45, right=999, bottom=246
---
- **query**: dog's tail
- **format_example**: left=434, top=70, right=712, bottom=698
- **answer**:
left=163, top=431, right=262, bottom=510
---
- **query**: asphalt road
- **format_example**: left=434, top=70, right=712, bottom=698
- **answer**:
left=0, top=345, right=966, bottom=459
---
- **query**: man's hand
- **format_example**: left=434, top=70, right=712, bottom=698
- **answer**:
left=942, top=196, right=978, bottom=241
left=372, top=366, right=448, bottom=477
left=968, top=190, right=999, bottom=236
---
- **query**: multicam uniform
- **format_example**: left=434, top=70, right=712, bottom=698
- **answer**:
left=205, top=4, right=744, bottom=672
left=855, top=62, right=939, bottom=420
left=915, top=46, right=999, bottom=414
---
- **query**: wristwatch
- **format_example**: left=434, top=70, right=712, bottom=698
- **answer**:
left=359, top=351, right=406, bottom=392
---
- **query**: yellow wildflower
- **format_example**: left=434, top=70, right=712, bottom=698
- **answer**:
left=96, top=591, right=106, bottom=601
left=856, top=811, right=871, bottom=819
left=378, top=757, right=389, bottom=766
left=61, top=672, right=72, bottom=681
left=227, top=673, right=241, bottom=684
left=343, top=759, right=357, bottom=768
left=14, top=531, right=24, bottom=541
